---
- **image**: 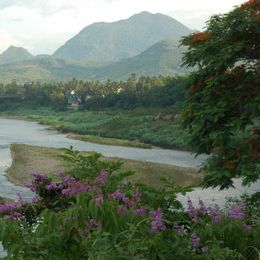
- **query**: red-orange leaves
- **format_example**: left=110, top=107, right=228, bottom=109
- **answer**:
left=191, top=32, right=212, bottom=45
left=224, top=161, right=237, bottom=170
left=241, top=0, right=258, bottom=10
left=188, top=81, right=205, bottom=93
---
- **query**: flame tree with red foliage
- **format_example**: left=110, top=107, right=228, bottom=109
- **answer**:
left=181, top=0, right=260, bottom=189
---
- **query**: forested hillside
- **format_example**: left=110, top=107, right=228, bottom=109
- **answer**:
left=0, top=40, right=189, bottom=83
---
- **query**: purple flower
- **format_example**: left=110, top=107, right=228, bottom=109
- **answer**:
left=133, top=189, right=141, bottom=202
left=30, top=197, right=38, bottom=204
left=61, top=180, right=90, bottom=197
left=187, top=198, right=198, bottom=222
left=149, top=208, right=166, bottom=233
left=87, top=219, right=101, bottom=229
left=5, top=212, right=24, bottom=220
left=127, top=199, right=136, bottom=208
left=190, top=233, right=200, bottom=249
left=25, top=181, right=37, bottom=192
left=174, top=224, right=185, bottom=236
left=25, top=173, right=48, bottom=192
left=110, top=190, right=129, bottom=202
left=207, top=207, right=221, bottom=223
left=201, top=246, right=209, bottom=253
left=133, top=206, right=147, bottom=216
left=45, top=182, right=58, bottom=191
left=242, top=223, right=252, bottom=231
left=228, top=203, right=245, bottom=220
left=94, top=194, right=104, bottom=206
left=117, top=205, right=128, bottom=215
left=31, top=172, right=48, bottom=182
left=198, top=199, right=207, bottom=215
left=96, top=171, right=108, bottom=186
left=0, top=202, right=19, bottom=213
left=61, top=175, right=75, bottom=186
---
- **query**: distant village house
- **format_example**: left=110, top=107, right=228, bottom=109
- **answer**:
left=68, top=90, right=81, bottom=110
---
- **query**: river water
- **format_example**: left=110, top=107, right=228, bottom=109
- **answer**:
left=0, top=118, right=259, bottom=258
left=0, top=118, right=259, bottom=204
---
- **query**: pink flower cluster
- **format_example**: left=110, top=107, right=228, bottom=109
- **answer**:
left=109, top=188, right=143, bottom=216
left=228, top=203, right=245, bottom=220
left=0, top=202, right=20, bottom=213
left=25, top=173, right=48, bottom=192
left=187, top=198, right=221, bottom=223
left=95, top=171, right=108, bottom=186
left=149, top=208, right=166, bottom=233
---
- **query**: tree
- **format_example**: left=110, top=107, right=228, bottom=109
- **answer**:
left=181, top=0, right=260, bottom=189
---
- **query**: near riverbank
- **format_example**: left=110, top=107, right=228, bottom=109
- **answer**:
left=6, top=144, right=201, bottom=188
left=0, top=106, right=190, bottom=150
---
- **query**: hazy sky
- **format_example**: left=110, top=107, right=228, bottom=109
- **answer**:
left=0, top=0, right=246, bottom=55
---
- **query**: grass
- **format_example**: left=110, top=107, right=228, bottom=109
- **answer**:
left=7, top=144, right=201, bottom=188
left=0, top=106, right=191, bottom=150
left=68, top=134, right=152, bottom=148
left=6, top=144, right=70, bottom=185
left=0, top=196, right=12, bottom=204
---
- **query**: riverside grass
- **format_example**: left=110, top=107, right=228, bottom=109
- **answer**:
left=0, top=106, right=190, bottom=150
left=0, top=197, right=12, bottom=204
left=7, top=144, right=201, bottom=188
left=67, top=134, right=151, bottom=148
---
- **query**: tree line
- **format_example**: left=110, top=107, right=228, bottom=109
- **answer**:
left=0, top=74, right=188, bottom=110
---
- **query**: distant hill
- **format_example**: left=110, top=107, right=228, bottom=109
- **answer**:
left=95, top=40, right=189, bottom=80
left=0, top=57, right=98, bottom=83
left=0, top=40, right=190, bottom=83
left=0, top=46, right=34, bottom=65
left=53, top=11, right=192, bottom=62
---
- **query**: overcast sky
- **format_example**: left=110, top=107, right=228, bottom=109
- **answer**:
left=0, top=0, right=246, bottom=55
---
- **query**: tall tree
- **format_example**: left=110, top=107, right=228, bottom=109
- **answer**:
left=181, top=0, right=260, bottom=189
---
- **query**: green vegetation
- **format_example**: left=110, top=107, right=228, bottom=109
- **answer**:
left=0, top=197, right=11, bottom=204
left=68, top=134, right=151, bottom=148
left=1, top=107, right=190, bottom=149
left=0, top=46, right=33, bottom=65
left=0, top=40, right=189, bottom=83
left=0, top=147, right=259, bottom=259
left=92, top=40, right=189, bottom=79
left=0, top=2, right=259, bottom=258
left=0, top=76, right=191, bottom=149
left=181, top=0, right=259, bottom=189
left=7, top=144, right=200, bottom=187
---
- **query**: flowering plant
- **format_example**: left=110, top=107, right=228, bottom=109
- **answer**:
left=0, top=149, right=259, bottom=259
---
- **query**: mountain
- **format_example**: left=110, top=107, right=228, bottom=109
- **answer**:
left=0, top=46, right=34, bottom=65
left=0, top=57, right=98, bottom=83
left=53, top=11, right=192, bottom=62
left=0, top=40, right=189, bottom=83
left=95, top=40, right=189, bottom=79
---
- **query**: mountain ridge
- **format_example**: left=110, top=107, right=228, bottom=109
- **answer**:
left=0, top=11, right=193, bottom=82
left=53, top=11, right=192, bottom=62
left=0, top=46, right=34, bottom=65
left=0, top=39, right=189, bottom=83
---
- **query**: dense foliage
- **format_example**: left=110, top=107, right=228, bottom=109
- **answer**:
left=0, top=149, right=259, bottom=259
left=0, top=75, right=191, bottom=149
left=0, top=75, right=187, bottom=110
left=181, top=0, right=260, bottom=189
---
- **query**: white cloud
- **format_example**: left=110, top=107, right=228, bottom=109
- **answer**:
left=0, top=0, right=246, bottom=54
left=0, top=29, right=20, bottom=54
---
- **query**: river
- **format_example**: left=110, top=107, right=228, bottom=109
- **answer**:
left=0, top=118, right=259, bottom=204
left=0, top=118, right=259, bottom=258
